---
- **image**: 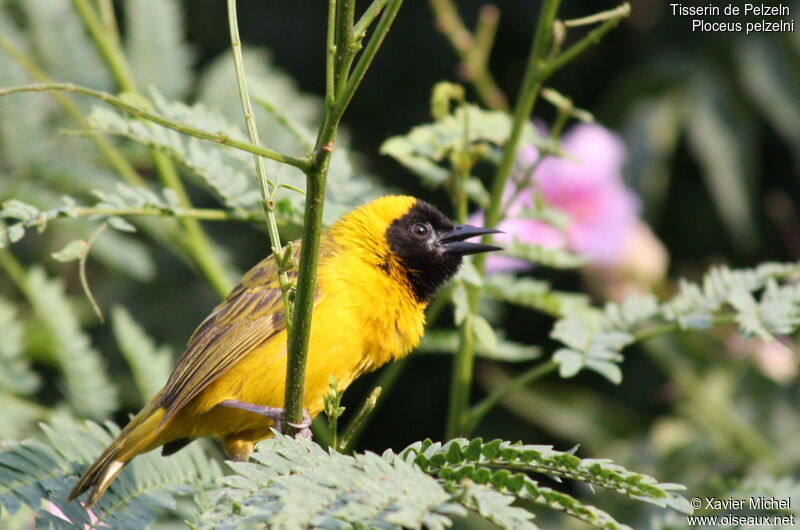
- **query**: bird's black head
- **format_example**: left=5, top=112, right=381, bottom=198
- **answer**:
left=386, top=200, right=502, bottom=303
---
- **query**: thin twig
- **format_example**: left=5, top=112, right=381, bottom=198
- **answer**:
left=466, top=360, right=558, bottom=433
left=428, top=0, right=508, bottom=110
left=79, top=223, right=109, bottom=323
left=227, top=0, right=295, bottom=327
left=0, top=83, right=312, bottom=172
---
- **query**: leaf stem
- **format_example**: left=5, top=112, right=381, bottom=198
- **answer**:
left=466, top=359, right=558, bottom=433
left=0, top=83, right=312, bottom=172
left=428, top=0, right=508, bottom=110
left=227, top=0, right=294, bottom=326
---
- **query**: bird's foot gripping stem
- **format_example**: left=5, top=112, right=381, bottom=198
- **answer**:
left=219, top=400, right=312, bottom=439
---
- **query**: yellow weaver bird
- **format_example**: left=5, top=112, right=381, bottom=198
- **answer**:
left=69, top=195, right=501, bottom=507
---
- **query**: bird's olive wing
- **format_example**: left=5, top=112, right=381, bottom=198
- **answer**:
left=157, top=240, right=326, bottom=424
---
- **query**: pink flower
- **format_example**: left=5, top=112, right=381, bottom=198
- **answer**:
left=475, top=123, right=642, bottom=273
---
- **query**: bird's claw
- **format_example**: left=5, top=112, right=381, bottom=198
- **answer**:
left=286, top=410, right=312, bottom=440
left=219, top=400, right=312, bottom=440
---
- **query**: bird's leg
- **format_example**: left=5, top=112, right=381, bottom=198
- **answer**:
left=219, top=400, right=312, bottom=439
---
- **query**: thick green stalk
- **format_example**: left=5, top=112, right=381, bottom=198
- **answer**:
left=282, top=0, right=404, bottom=433
left=445, top=130, right=477, bottom=439
left=483, top=0, right=562, bottom=232
left=446, top=314, right=475, bottom=437
left=445, top=1, right=631, bottom=439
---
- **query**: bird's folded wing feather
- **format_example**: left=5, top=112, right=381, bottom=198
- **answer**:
left=157, top=239, right=330, bottom=424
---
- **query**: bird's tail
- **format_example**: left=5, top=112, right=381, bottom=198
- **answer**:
left=69, top=399, right=167, bottom=508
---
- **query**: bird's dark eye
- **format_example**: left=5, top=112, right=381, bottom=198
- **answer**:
left=410, top=222, right=431, bottom=238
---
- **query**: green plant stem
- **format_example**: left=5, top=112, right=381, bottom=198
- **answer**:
left=446, top=313, right=475, bottom=438
left=335, top=0, right=404, bottom=119
left=428, top=0, right=508, bottom=111
left=353, top=0, right=390, bottom=38
left=282, top=0, right=404, bottom=434
left=13, top=206, right=261, bottom=228
left=445, top=114, right=477, bottom=439
left=0, top=247, right=30, bottom=298
left=0, top=83, right=312, bottom=171
left=444, top=1, right=630, bottom=439
left=150, top=149, right=234, bottom=297
left=466, top=360, right=557, bottom=433
left=97, top=0, right=119, bottom=35
left=339, top=386, right=381, bottom=452
left=483, top=0, right=562, bottom=233
left=227, top=0, right=294, bottom=326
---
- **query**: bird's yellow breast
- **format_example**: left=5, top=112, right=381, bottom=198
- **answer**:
left=168, top=199, right=426, bottom=439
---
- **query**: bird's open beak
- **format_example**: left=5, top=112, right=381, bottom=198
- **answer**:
left=438, top=225, right=503, bottom=256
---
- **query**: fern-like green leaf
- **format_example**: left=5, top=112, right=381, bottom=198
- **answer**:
left=111, top=306, right=173, bottom=403
left=418, top=330, right=541, bottom=362
left=124, top=0, right=194, bottom=99
left=25, top=267, right=118, bottom=418
left=550, top=262, right=800, bottom=383
left=0, top=418, right=221, bottom=528
left=19, top=0, right=112, bottom=93
left=380, top=104, right=541, bottom=204
left=403, top=438, right=692, bottom=514
left=197, top=434, right=462, bottom=529
left=456, top=483, right=539, bottom=529
left=0, top=298, right=39, bottom=396
left=483, top=274, right=592, bottom=318
left=87, top=99, right=265, bottom=212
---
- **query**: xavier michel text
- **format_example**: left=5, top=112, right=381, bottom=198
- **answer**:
left=696, top=496, right=792, bottom=511
left=670, top=3, right=795, bottom=34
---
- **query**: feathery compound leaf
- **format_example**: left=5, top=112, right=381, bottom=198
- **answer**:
left=483, top=274, right=592, bottom=318
left=111, top=306, right=173, bottom=403
left=25, top=267, right=118, bottom=418
left=450, top=474, right=632, bottom=530
left=0, top=298, right=39, bottom=396
left=87, top=96, right=263, bottom=211
left=19, top=0, right=112, bottom=93
left=418, top=330, right=541, bottom=362
left=381, top=104, right=540, bottom=202
left=124, top=0, right=194, bottom=99
left=503, top=240, right=588, bottom=269
left=550, top=262, right=800, bottom=383
left=457, top=483, right=539, bottom=529
left=402, top=438, right=692, bottom=515
left=0, top=418, right=221, bottom=528
left=197, top=434, right=461, bottom=529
